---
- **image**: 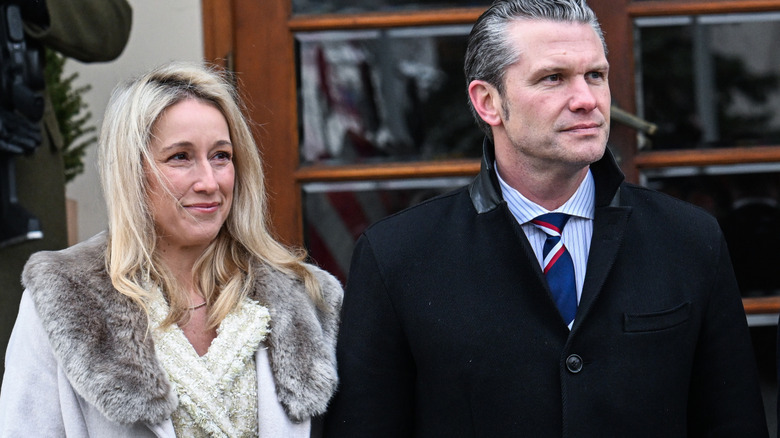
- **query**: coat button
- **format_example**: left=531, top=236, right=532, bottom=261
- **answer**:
left=566, top=354, right=583, bottom=373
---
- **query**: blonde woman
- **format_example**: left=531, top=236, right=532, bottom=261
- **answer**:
left=0, top=62, right=343, bottom=437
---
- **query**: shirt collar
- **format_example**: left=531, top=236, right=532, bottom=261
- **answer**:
left=496, top=162, right=596, bottom=225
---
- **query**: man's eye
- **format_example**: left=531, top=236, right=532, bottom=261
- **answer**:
left=544, top=74, right=561, bottom=82
left=587, top=71, right=605, bottom=80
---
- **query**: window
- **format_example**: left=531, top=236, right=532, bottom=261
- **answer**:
left=204, top=0, right=780, bottom=315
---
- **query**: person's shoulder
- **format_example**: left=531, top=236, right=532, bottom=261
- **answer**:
left=251, top=258, right=342, bottom=309
left=621, top=182, right=711, bottom=211
left=21, top=232, right=117, bottom=329
left=305, top=262, right=344, bottom=309
left=23, top=232, right=107, bottom=288
left=619, top=182, right=721, bottom=231
left=363, top=185, right=470, bottom=237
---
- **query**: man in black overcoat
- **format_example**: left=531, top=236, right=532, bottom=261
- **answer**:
left=323, top=0, right=768, bottom=436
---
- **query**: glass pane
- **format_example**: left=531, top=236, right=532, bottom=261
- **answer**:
left=293, top=0, right=490, bottom=15
left=302, top=177, right=471, bottom=282
left=642, top=163, right=780, bottom=298
left=297, top=26, right=483, bottom=165
left=634, top=13, right=780, bottom=150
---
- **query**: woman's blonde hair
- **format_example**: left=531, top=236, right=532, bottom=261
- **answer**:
left=99, top=61, right=321, bottom=327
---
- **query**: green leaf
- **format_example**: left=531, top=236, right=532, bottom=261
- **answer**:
left=44, top=48, right=97, bottom=184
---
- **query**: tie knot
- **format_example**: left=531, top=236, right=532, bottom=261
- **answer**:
left=531, top=212, right=571, bottom=236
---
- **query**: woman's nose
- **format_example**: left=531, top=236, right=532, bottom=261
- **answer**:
left=192, top=161, right=219, bottom=192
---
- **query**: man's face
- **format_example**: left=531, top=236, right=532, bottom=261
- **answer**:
left=495, top=19, right=610, bottom=175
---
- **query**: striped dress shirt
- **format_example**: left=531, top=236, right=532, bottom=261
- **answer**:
left=496, top=165, right=595, bottom=316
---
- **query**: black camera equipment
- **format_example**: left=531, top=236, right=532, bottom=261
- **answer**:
left=0, top=1, right=45, bottom=248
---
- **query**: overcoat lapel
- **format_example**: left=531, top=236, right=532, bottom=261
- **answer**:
left=509, top=213, right=574, bottom=334
left=570, top=148, right=629, bottom=331
left=574, top=205, right=632, bottom=330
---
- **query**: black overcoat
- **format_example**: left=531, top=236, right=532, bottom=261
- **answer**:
left=323, top=140, right=768, bottom=437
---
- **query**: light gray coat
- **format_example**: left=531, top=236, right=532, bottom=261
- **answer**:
left=0, top=233, right=343, bottom=437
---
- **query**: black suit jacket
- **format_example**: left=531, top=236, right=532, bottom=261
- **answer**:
left=323, top=140, right=768, bottom=437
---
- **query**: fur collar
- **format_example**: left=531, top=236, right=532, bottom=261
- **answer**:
left=21, top=232, right=342, bottom=425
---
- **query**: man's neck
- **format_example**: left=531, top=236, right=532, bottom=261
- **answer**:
left=495, top=157, right=590, bottom=211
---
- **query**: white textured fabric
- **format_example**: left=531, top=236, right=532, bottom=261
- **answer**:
left=149, top=289, right=270, bottom=438
left=496, top=165, right=595, bottom=309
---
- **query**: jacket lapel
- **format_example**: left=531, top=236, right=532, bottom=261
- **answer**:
left=23, top=233, right=178, bottom=426
left=145, top=421, right=177, bottom=437
left=247, top=262, right=341, bottom=423
left=504, top=208, right=575, bottom=335
left=574, top=204, right=632, bottom=330
left=569, top=148, right=630, bottom=331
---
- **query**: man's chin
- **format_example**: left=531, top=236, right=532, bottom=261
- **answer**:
left=572, top=141, right=608, bottom=166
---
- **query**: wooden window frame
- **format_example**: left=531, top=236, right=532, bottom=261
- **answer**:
left=201, top=0, right=780, bottom=315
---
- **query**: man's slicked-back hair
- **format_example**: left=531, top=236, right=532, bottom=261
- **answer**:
left=464, top=0, right=606, bottom=138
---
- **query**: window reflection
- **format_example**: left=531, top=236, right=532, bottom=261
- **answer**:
left=302, top=177, right=471, bottom=282
left=296, top=27, right=483, bottom=165
left=643, top=165, right=780, bottom=297
left=635, top=13, right=780, bottom=150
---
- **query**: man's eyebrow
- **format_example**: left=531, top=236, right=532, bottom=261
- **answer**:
left=530, top=62, right=610, bottom=76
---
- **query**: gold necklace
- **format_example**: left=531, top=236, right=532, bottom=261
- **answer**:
left=188, top=301, right=207, bottom=310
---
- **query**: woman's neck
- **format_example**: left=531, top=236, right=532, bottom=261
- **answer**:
left=156, top=242, right=204, bottom=285
left=156, top=241, right=216, bottom=356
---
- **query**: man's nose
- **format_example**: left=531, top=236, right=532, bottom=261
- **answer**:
left=568, top=77, right=598, bottom=112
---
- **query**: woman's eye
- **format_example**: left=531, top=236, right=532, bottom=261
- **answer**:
left=169, top=152, right=188, bottom=161
left=214, top=151, right=232, bottom=161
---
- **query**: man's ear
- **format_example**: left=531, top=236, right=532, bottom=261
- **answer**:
left=468, top=80, right=503, bottom=127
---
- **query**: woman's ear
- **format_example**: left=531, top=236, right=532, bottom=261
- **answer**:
left=468, top=80, right=503, bottom=128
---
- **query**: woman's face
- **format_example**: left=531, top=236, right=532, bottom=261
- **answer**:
left=146, top=98, right=235, bottom=254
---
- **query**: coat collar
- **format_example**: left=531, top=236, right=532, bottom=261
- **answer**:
left=467, top=138, right=632, bottom=333
left=21, top=232, right=342, bottom=425
left=467, top=138, right=625, bottom=213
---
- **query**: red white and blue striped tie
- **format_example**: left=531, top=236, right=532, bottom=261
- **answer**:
left=531, top=213, right=577, bottom=325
